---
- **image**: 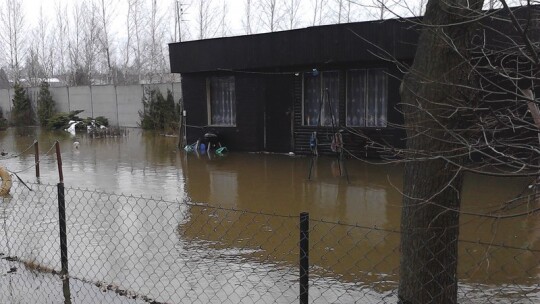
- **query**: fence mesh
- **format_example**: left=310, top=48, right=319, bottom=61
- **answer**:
left=1, top=180, right=539, bottom=303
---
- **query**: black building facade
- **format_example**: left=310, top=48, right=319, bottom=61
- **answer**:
left=170, top=18, right=420, bottom=157
left=170, top=7, right=540, bottom=157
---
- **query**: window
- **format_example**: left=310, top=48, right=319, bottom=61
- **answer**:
left=346, top=69, right=387, bottom=127
left=303, top=71, right=340, bottom=126
left=208, top=76, right=236, bottom=126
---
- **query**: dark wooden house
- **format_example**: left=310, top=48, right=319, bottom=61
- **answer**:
left=169, top=6, right=539, bottom=157
left=169, top=18, right=419, bottom=156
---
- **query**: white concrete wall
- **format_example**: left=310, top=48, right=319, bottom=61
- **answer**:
left=0, top=83, right=182, bottom=127
left=50, top=87, right=71, bottom=113
left=117, top=85, right=144, bottom=128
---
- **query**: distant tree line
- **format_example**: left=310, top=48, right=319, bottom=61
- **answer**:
left=0, top=0, right=522, bottom=88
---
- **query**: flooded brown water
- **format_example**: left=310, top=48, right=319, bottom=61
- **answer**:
left=0, top=127, right=539, bottom=303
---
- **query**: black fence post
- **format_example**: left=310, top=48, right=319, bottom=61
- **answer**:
left=57, top=182, right=68, bottom=275
left=300, top=212, right=309, bottom=304
left=34, top=140, right=39, bottom=178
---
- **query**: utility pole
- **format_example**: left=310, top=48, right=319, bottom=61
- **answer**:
left=175, top=1, right=185, bottom=42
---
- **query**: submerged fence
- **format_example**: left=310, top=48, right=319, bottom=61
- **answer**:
left=1, top=180, right=539, bottom=303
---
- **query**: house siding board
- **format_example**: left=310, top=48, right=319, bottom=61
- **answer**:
left=169, top=19, right=420, bottom=73
left=182, top=72, right=266, bottom=152
left=234, top=74, right=265, bottom=151
left=264, top=74, right=295, bottom=152
left=182, top=75, right=208, bottom=145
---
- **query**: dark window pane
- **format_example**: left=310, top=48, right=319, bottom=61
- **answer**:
left=346, top=70, right=367, bottom=127
left=303, top=73, right=321, bottom=126
left=347, top=69, right=387, bottom=127
left=366, top=70, right=387, bottom=127
left=322, top=71, right=339, bottom=126
left=303, top=71, right=339, bottom=126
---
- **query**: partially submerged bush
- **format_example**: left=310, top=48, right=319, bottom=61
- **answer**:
left=47, top=110, right=84, bottom=130
left=138, top=88, right=180, bottom=132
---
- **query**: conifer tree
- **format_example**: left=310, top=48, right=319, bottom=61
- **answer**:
left=37, top=81, right=56, bottom=126
left=11, top=83, right=35, bottom=126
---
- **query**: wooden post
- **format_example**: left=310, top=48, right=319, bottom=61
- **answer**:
left=34, top=140, right=40, bottom=178
left=55, top=141, right=63, bottom=183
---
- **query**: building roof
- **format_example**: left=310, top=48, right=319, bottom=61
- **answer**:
left=169, top=18, right=420, bottom=74
left=169, top=5, right=540, bottom=74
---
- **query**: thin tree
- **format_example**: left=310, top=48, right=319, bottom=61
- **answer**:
left=80, top=0, right=102, bottom=85
left=24, top=48, right=45, bottom=86
left=126, top=0, right=146, bottom=83
left=259, top=0, right=282, bottom=32
left=283, top=0, right=302, bottom=29
left=193, top=0, right=218, bottom=40
left=97, top=0, right=116, bottom=84
left=68, top=0, right=86, bottom=85
left=147, top=0, right=169, bottom=82
left=242, top=0, right=257, bottom=34
left=34, top=5, right=55, bottom=79
left=219, top=0, right=229, bottom=37
left=0, top=0, right=26, bottom=81
left=331, top=0, right=346, bottom=23
left=310, top=0, right=329, bottom=26
left=54, top=0, right=69, bottom=81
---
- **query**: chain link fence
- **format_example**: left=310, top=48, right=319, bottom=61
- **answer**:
left=1, top=180, right=539, bottom=303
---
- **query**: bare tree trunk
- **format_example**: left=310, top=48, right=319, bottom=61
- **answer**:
left=260, top=0, right=281, bottom=32
left=127, top=0, right=145, bottom=83
left=398, top=0, right=484, bottom=303
left=0, top=0, right=26, bottom=81
left=219, top=0, right=229, bottom=37
left=284, top=0, right=301, bottom=29
left=310, top=0, right=329, bottom=26
left=36, top=5, right=53, bottom=79
left=242, top=0, right=256, bottom=34
left=68, top=1, right=84, bottom=85
left=98, top=0, right=114, bottom=84
left=194, top=0, right=217, bottom=40
left=55, top=0, right=68, bottom=81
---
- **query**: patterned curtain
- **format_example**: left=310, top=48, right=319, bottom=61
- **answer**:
left=210, top=76, right=236, bottom=126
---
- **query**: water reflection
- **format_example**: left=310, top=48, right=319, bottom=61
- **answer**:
left=184, top=152, right=401, bottom=229
left=0, top=128, right=538, bottom=302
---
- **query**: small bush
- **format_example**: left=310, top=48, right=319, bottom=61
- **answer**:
left=138, top=88, right=180, bottom=132
left=46, top=110, right=84, bottom=130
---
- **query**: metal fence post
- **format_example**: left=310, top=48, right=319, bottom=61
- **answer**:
left=300, top=212, right=309, bottom=304
left=34, top=140, right=39, bottom=178
left=57, top=182, right=68, bottom=275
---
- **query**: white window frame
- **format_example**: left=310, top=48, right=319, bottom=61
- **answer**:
left=207, top=76, right=236, bottom=127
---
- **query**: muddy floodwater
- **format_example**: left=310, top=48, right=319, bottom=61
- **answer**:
left=0, top=127, right=539, bottom=303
